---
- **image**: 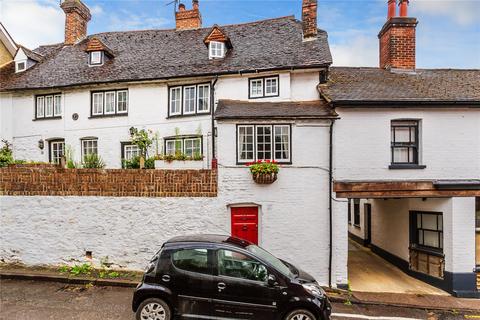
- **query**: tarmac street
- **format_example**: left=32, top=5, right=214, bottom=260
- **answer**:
left=1, top=279, right=478, bottom=320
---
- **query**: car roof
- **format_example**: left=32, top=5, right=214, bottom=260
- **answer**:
left=165, top=234, right=252, bottom=249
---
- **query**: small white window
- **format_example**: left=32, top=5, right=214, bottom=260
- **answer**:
left=16, top=61, right=27, bottom=72
left=36, top=96, right=45, bottom=118
left=104, top=91, right=116, bottom=114
left=209, top=41, right=225, bottom=59
left=89, top=51, right=103, bottom=65
left=165, top=139, right=183, bottom=155
left=116, top=90, right=128, bottom=113
left=54, top=95, right=62, bottom=116
left=237, top=125, right=255, bottom=163
left=273, top=125, right=290, bottom=162
left=169, top=87, right=182, bottom=116
left=92, top=92, right=104, bottom=115
left=184, top=138, right=201, bottom=158
left=82, top=139, right=98, bottom=159
left=45, top=96, right=54, bottom=117
left=123, top=144, right=140, bottom=160
left=265, top=77, right=278, bottom=96
left=197, top=84, right=210, bottom=113
left=183, top=86, right=196, bottom=114
left=249, top=79, right=263, bottom=98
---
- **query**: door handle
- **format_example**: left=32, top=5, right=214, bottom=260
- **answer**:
left=217, top=282, right=226, bottom=291
left=162, top=275, right=171, bottom=282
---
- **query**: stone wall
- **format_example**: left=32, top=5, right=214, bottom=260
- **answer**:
left=0, top=165, right=217, bottom=197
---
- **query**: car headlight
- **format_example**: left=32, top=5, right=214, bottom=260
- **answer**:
left=302, top=283, right=325, bottom=298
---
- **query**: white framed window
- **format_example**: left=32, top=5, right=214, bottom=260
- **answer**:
left=36, top=96, right=45, bottom=118
left=16, top=60, right=27, bottom=73
left=123, top=144, right=140, bottom=160
left=92, top=92, right=104, bottom=115
left=117, top=90, right=128, bottom=113
left=165, top=139, right=183, bottom=155
left=169, top=87, right=182, bottom=116
left=89, top=51, right=103, bottom=66
left=197, top=84, right=210, bottom=113
left=237, top=125, right=255, bottom=163
left=45, top=96, right=53, bottom=117
left=249, top=79, right=263, bottom=98
left=183, top=86, right=196, bottom=114
left=237, top=124, right=291, bottom=163
left=265, top=77, right=278, bottom=96
left=249, top=76, right=279, bottom=98
left=184, top=138, right=201, bottom=157
left=54, top=95, right=62, bottom=116
left=104, top=91, right=116, bottom=114
left=209, top=41, right=225, bottom=59
left=81, top=138, right=98, bottom=159
left=49, top=140, right=65, bottom=164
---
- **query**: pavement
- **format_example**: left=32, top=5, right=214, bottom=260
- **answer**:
left=1, top=279, right=480, bottom=320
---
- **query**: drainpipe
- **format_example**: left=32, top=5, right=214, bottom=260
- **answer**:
left=328, top=118, right=335, bottom=287
left=211, top=76, right=219, bottom=169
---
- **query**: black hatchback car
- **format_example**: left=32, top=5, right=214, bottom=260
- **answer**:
left=132, top=235, right=331, bottom=320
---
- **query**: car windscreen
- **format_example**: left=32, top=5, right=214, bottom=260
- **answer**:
left=245, top=245, right=294, bottom=278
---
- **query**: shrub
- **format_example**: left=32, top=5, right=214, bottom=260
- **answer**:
left=123, top=156, right=155, bottom=169
left=0, top=140, right=13, bottom=168
left=247, top=160, right=279, bottom=175
left=82, top=154, right=106, bottom=169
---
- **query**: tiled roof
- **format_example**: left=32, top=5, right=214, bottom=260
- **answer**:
left=0, top=16, right=332, bottom=91
left=214, top=99, right=338, bottom=120
left=320, top=67, right=480, bottom=105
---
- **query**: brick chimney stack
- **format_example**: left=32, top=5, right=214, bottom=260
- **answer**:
left=60, top=0, right=91, bottom=45
left=302, top=0, right=318, bottom=40
left=378, top=0, right=417, bottom=70
left=175, top=0, right=202, bottom=30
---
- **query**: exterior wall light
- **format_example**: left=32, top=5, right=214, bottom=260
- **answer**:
left=38, top=139, right=44, bottom=150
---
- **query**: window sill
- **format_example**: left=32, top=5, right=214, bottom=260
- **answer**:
left=248, top=94, right=280, bottom=100
left=89, top=113, right=128, bottom=119
left=236, top=161, right=292, bottom=166
left=389, top=164, right=426, bottom=170
left=410, top=245, right=444, bottom=257
left=167, top=112, right=211, bottom=119
left=33, top=116, right=62, bottom=121
left=353, top=224, right=361, bottom=228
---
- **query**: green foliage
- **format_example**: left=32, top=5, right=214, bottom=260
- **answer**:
left=58, top=265, right=70, bottom=273
left=0, top=139, right=14, bottom=168
left=123, top=156, right=155, bottom=169
left=155, top=152, right=204, bottom=163
left=64, top=145, right=79, bottom=169
left=82, top=154, right=106, bottom=169
left=130, top=127, right=153, bottom=158
left=61, top=263, right=93, bottom=276
left=248, top=160, right=279, bottom=175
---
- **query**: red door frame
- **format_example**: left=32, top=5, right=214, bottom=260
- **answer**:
left=230, top=206, right=259, bottom=245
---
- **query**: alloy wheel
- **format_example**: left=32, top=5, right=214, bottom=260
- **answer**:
left=140, top=302, right=167, bottom=320
left=291, top=314, right=313, bottom=320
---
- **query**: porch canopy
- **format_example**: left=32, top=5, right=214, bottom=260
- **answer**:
left=334, top=179, right=480, bottom=199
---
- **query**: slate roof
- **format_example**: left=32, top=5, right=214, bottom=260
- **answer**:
left=320, top=67, right=480, bottom=106
left=0, top=16, right=332, bottom=91
left=214, top=99, right=338, bottom=120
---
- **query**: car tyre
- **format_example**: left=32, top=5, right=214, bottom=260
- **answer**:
left=136, top=297, right=171, bottom=320
left=285, top=309, right=317, bottom=320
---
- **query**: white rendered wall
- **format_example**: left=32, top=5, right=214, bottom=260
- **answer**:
left=0, top=94, right=13, bottom=142
left=334, top=108, right=480, bottom=180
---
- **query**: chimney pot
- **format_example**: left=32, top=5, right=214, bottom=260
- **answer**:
left=192, top=0, right=199, bottom=10
left=302, top=0, right=318, bottom=40
left=387, top=0, right=396, bottom=19
left=399, top=0, right=409, bottom=17
left=178, top=3, right=186, bottom=11
left=60, top=0, right=91, bottom=45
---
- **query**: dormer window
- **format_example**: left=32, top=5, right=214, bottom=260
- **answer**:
left=89, top=51, right=103, bottom=66
left=15, top=60, right=27, bottom=72
left=209, top=41, right=225, bottom=59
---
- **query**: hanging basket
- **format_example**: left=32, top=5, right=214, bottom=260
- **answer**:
left=252, top=173, right=278, bottom=184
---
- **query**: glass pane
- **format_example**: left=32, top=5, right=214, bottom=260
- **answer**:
left=238, top=126, right=254, bottom=161
left=184, top=87, right=196, bottom=113
left=423, top=230, right=440, bottom=248
left=217, top=249, right=267, bottom=282
left=437, top=216, right=443, bottom=231
left=170, top=87, right=181, bottom=114
left=117, top=91, right=128, bottom=112
left=422, top=214, right=438, bottom=230
left=173, top=249, right=210, bottom=275
left=250, top=80, right=263, bottom=97
left=393, top=126, right=410, bottom=142
left=197, top=85, right=210, bottom=112
left=418, top=230, right=424, bottom=245
left=393, top=147, right=409, bottom=163
left=93, top=93, right=103, bottom=114
left=45, top=96, right=53, bottom=117
left=105, top=92, right=115, bottom=113
left=36, top=97, right=44, bottom=117
left=256, top=126, right=271, bottom=160
left=54, top=95, right=62, bottom=116
left=274, top=125, right=289, bottom=161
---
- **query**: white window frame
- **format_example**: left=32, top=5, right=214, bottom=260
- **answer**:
left=249, top=79, right=264, bottom=98
left=16, top=60, right=27, bottom=73
left=123, top=144, right=140, bottom=161
left=36, top=96, right=45, bottom=118
left=183, top=138, right=202, bottom=157
left=89, top=51, right=103, bottom=66
left=45, top=96, right=54, bottom=117
left=35, top=94, right=62, bottom=119
left=104, top=91, right=116, bottom=115
left=50, top=140, right=65, bottom=164
left=169, top=87, right=182, bottom=116
left=92, top=92, right=104, bottom=116
left=209, top=41, right=225, bottom=59
left=265, top=77, right=279, bottom=97
left=165, top=139, right=183, bottom=155
left=54, top=94, right=62, bottom=116
left=197, top=84, right=210, bottom=113
left=273, top=125, right=291, bottom=163
left=116, top=90, right=128, bottom=114
left=237, top=125, right=255, bottom=163
left=81, top=138, right=98, bottom=159
left=183, top=85, right=196, bottom=115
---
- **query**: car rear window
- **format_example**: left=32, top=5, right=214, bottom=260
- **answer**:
left=172, top=248, right=210, bottom=274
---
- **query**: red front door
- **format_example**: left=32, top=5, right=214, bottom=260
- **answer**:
left=231, top=207, right=258, bottom=244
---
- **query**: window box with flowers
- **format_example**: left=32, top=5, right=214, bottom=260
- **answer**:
left=248, top=160, right=279, bottom=184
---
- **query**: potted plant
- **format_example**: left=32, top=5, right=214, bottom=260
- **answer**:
left=247, top=160, right=279, bottom=184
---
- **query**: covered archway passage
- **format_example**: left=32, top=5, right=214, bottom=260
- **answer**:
left=335, top=179, right=480, bottom=298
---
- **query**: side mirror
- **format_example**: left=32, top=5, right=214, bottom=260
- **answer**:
left=267, top=274, right=276, bottom=286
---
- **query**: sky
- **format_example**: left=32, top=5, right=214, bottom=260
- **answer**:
left=1, top=0, right=479, bottom=68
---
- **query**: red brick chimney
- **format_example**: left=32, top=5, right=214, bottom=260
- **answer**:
left=378, top=0, right=417, bottom=70
left=60, top=0, right=91, bottom=45
left=302, top=0, right=318, bottom=40
left=176, top=0, right=202, bottom=30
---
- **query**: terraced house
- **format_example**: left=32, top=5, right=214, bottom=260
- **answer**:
left=0, top=0, right=479, bottom=298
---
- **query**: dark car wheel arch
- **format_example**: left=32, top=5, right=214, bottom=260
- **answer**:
left=133, top=291, right=174, bottom=313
